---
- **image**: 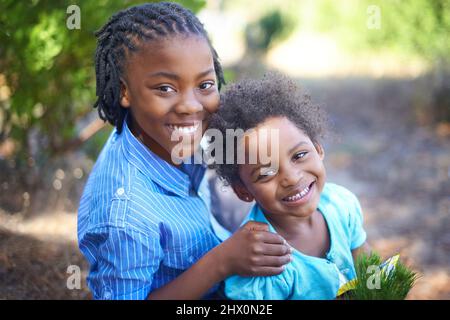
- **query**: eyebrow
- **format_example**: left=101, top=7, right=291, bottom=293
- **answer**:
left=147, top=68, right=215, bottom=81
left=288, top=141, right=309, bottom=154
left=147, top=71, right=179, bottom=80
left=195, top=68, right=215, bottom=80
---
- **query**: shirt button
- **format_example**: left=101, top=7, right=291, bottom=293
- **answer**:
left=103, top=287, right=112, bottom=300
left=188, top=256, right=195, bottom=263
left=116, top=187, right=125, bottom=196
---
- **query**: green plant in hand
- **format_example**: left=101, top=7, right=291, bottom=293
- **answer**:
left=344, top=252, right=419, bottom=300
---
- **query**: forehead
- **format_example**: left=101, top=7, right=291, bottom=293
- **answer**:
left=124, top=34, right=214, bottom=75
left=243, top=117, right=311, bottom=154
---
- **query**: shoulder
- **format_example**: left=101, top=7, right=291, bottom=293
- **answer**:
left=320, top=182, right=359, bottom=206
left=240, top=203, right=268, bottom=225
left=225, top=270, right=293, bottom=300
left=79, top=142, right=167, bottom=236
left=319, top=182, right=363, bottom=229
left=319, top=183, right=361, bottom=219
left=85, top=178, right=169, bottom=230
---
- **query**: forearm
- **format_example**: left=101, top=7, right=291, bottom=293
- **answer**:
left=147, top=245, right=226, bottom=300
left=147, top=221, right=290, bottom=299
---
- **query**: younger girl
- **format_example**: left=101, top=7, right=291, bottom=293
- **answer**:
left=209, top=73, right=371, bottom=299
left=78, top=3, right=291, bottom=300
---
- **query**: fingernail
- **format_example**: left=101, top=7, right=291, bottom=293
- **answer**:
left=289, top=246, right=294, bottom=253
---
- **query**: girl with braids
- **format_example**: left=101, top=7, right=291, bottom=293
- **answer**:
left=77, top=2, right=291, bottom=300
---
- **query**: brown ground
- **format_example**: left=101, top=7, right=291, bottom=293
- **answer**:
left=0, top=211, right=91, bottom=299
left=307, top=77, right=450, bottom=299
left=0, top=76, right=449, bottom=299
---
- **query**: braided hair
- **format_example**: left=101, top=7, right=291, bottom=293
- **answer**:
left=93, top=2, right=225, bottom=133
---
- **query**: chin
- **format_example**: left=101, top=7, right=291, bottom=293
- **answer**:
left=182, top=144, right=203, bottom=160
left=293, top=207, right=316, bottom=218
left=287, top=197, right=320, bottom=217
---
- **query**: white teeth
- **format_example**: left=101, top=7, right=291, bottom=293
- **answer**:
left=168, top=123, right=199, bottom=134
left=284, top=186, right=310, bottom=202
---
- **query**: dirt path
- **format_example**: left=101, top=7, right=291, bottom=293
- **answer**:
left=0, top=211, right=91, bottom=299
left=303, top=77, right=450, bottom=299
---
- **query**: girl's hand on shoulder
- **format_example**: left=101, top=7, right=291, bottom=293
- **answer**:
left=215, top=221, right=292, bottom=278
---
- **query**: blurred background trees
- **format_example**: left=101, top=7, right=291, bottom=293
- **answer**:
left=0, top=0, right=449, bottom=300
left=0, top=0, right=449, bottom=213
left=313, top=0, right=450, bottom=124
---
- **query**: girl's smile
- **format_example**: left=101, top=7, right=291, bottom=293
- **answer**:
left=166, top=121, right=202, bottom=137
left=280, top=180, right=316, bottom=207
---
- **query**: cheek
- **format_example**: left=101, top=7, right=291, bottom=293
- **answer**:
left=139, top=98, right=172, bottom=120
left=312, top=161, right=326, bottom=192
left=203, top=91, right=220, bottom=114
left=252, top=183, right=278, bottom=204
left=316, top=160, right=326, bottom=179
left=309, top=155, right=326, bottom=175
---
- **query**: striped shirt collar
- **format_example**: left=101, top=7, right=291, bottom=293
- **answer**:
left=120, top=115, right=206, bottom=198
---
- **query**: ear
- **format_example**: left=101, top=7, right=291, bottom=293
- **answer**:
left=314, top=142, right=325, bottom=161
left=231, top=181, right=254, bottom=203
left=120, top=78, right=131, bottom=108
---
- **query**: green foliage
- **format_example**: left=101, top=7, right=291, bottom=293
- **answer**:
left=222, top=68, right=236, bottom=84
left=82, top=125, right=113, bottom=160
left=245, top=9, right=296, bottom=52
left=347, top=252, right=419, bottom=300
left=365, top=0, right=450, bottom=64
left=0, top=0, right=206, bottom=174
left=313, top=0, right=450, bottom=65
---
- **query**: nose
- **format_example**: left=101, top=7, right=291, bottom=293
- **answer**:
left=175, top=90, right=203, bottom=114
left=279, top=164, right=304, bottom=189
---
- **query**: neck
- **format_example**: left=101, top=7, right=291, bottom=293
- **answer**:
left=264, top=209, right=317, bottom=239
left=128, top=116, right=182, bottom=168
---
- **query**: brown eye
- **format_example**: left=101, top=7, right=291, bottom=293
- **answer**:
left=199, top=82, right=214, bottom=90
left=293, top=151, right=307, bottom=161
left=256, top=167, right=277, bottom=182
left=157, top=85, right=175, bottom=93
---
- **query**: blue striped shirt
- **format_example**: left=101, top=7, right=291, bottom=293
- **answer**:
left=77, top=117, right=228, bottom=300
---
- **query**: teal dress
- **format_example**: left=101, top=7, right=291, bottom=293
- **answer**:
left=224, top=183, right=367, bottom=300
